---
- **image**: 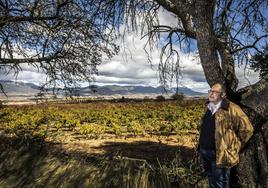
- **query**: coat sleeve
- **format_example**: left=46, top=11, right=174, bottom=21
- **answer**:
left=233, top=104, right=254, bottom=145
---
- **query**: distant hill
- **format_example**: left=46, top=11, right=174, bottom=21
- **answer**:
left=0, top=80, right=205, bottom=97
left=80, top=85, right=204, bottom=96
left=0, top=80, right=41, bottom=96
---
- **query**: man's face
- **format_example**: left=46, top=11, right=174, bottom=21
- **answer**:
left=208, top=84, right=222, bottom=103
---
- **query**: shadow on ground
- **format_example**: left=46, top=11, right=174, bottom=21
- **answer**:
left=0, top=135, right=206, bottom=188
left=92, top=140, right=194, bottom=165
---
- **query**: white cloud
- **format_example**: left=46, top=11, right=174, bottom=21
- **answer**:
left=158, top=9, right=179, bottom=27
left=235, top=64, right=260, bottom=89
left=0, top=69, right=46, bottom=85
left=96, top=33, right=210, bottom=92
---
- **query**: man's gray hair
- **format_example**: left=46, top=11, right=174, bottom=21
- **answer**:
left=212, top=83, right=226, bottom=97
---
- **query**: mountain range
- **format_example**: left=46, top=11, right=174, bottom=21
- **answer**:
left=0, top=80, right=205, bottom=97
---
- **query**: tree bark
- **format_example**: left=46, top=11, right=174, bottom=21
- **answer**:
left=216, top=40, right=239, bottom=94
left=193, top=0, right=225, bottom=87
left=235, top=76, right=268, bottom=187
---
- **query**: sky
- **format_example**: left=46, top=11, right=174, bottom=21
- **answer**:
left=0, top=9, right=260, bottom=93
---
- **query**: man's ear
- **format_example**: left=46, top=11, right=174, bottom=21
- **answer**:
left=221, top=92, right=226, bottom=98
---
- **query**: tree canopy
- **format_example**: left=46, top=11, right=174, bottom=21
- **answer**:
left=120, top=0, right=268, bottom=94
left=251, top=45, right=268, bottom=79
left=1, top=0, right=267, bottom=93
left=0, top=0, right=119, bottom=89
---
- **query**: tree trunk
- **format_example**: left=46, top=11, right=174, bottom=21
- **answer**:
left=216, top=40, right=239, bottom=94
left=235, top=76, right=268, bottom=187
left=193, top=0, right=225, bottom=87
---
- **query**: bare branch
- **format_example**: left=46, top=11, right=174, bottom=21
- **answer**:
left=0, top=56, right=64, bottom=64
left=231, top=34, right=268, bottom=54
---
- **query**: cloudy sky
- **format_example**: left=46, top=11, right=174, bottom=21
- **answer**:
left=0, top=10, right=260, bottom=93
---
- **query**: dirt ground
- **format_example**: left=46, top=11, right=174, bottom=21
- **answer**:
left=43, top=131, right=199, bottom=164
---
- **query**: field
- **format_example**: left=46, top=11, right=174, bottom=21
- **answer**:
left=0, top=99, right=208, bottom=187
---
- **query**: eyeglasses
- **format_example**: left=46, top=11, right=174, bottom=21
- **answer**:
left=208, top=89, right=222, bottom=94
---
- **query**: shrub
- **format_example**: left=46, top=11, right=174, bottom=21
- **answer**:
left=156, top=95, right=166, bottom=101
left=171, top=93, right=184, bottom=101
left=143, top=96, right=151, bottom=102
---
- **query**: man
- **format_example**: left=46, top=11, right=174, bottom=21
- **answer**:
left=198, top=83, right=254, bottom=188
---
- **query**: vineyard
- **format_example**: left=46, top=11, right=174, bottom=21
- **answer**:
left=0, top=99, right=207, bottom=187
left=0, top=99, right=205, bottom=141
